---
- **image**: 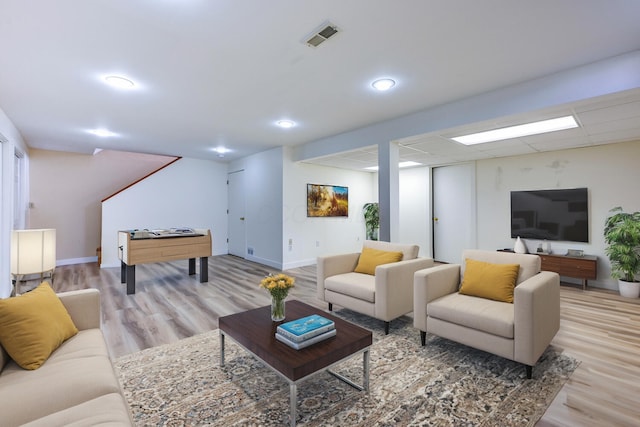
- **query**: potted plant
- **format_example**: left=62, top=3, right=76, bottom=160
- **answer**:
left=604, top=206, right=640, bottom=298
left=363, top=202, right=379, bottom=241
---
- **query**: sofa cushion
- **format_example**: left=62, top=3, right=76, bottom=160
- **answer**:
left=0, top=332, right=122, bottom=426
left=21, top=393, right=132, bottom=427
left=461, top=249, right=540, bottom=285
left=354, top=247, right=403, bottom=275
left=363, top=240, right=419, bottom=260
left=0, top=282, right=78, bottom=370
left=459, top=258, right=520, bottom=303
left=45, top=329, right=112, bottom=363
left=428, top=293, right=514, bottom=339
left=325, top=272, right=376, bottom=302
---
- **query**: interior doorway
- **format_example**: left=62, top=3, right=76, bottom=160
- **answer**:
left=227, top=170, right=246, bottom=258
left=432, top=163, right=476, bottom=263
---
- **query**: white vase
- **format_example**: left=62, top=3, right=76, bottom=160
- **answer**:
left=618, top=280, right=640, bottom=298
left=514, top=236, right=527, bottom=254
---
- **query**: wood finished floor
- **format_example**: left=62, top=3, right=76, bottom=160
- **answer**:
left=40, top=255, right=639, bottom=427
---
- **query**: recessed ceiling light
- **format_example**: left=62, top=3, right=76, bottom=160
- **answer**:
left=88, top=128, right=117, bottom=137
left=276, top=120, right=295, bottom=129
left=371, top=78, right=396, bottom=91
left=451, top=116, right=579, bottom=145
left=104, top=75, right=135, bottom=89
left=212, top=147, right=231, bottom=157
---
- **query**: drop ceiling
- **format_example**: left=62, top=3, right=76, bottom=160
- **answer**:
left=1, top=1, right=640, bottom=167
left=305, top=89, right=640, bottom=171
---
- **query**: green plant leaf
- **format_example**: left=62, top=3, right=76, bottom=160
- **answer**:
left=604, top=207, right=640, bottom=282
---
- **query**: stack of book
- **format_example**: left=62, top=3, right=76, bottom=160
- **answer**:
left=275, top=314, right=336, bottom=350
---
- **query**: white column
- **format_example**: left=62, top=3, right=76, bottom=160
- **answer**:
left=377, top=141, right=399, bottom=242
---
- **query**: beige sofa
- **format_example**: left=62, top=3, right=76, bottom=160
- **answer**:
left=0, top=289, right=133, bottom=426
left=414, top=249, right=560, bottom=378
left=317, top=240, right=434, bottom=334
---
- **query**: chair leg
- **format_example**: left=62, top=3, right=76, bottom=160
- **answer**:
left=525, top=365, right=533, bottom=379
left=328, top=303, right=333, bottom=311
left=420, top=331, right=426, bottom=346
left=384, top=321, right=390, bottom=335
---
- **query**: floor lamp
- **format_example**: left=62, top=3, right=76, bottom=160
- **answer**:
left=10, top=229, right=56, bottom=295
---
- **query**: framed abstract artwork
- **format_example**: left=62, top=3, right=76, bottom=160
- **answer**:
left=307, top=184, right=348, bottom=217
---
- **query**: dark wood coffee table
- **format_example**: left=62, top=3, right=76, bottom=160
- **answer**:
left=219, top=299, right=372, bottom=426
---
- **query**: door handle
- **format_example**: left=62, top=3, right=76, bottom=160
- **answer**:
left=240, top=217, right=245, bottom=221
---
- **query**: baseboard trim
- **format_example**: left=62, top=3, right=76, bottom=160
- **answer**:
left=100, top=262, right=120, bottom=269
left=245, top=255, right=282, bottom=270
left=57, top=256, right=98, bottom=266
left=282, top=258, right=316, bottom=270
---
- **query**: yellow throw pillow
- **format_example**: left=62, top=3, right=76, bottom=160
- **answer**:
left=354, top=247, right=403, bottom=275
left=0, top=282, right=78, bottom=370
left=459, top=258, right=520, bottom=303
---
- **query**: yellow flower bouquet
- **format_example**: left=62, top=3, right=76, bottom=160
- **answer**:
left=260, top=273, right=295, bottom=321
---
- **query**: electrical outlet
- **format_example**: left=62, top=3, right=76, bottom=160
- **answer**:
left=288, top=238, right=293, bottom=245
left=247, top=247, right=254, bottom=255
left=316, top=241, right=320, bottom=247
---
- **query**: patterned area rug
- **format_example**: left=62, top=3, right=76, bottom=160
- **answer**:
left=115, top=310, right=578, bottom=426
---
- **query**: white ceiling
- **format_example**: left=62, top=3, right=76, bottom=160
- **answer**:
left=1, top=1, right=640, bottom=168
left=307, top=89, right=640, bottom=170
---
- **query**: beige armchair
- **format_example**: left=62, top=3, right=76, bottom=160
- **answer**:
left=413, top=249, right=560, bottom=378
left=317, top=240, right=434, bottom=334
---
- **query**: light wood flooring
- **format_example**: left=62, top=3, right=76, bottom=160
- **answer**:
left=37, top=255, right=639, bottom=427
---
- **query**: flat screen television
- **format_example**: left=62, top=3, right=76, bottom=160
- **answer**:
left=510, top=188, right=589, bottom=243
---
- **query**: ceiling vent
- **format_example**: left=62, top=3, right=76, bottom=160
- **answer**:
left=304, top=22, right=339, bottom=48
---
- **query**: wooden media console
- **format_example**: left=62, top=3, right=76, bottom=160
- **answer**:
left=538, top=253, right=597, bottom=290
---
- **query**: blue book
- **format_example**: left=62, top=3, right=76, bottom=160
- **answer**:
left=277, top=314, right=335, bottom=343
left=275, top=329, right=337, bottom=350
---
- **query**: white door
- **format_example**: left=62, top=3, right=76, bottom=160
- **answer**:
left=227, top=170, right=246, bottom=258
left=432, top=163, right=476, bottom=263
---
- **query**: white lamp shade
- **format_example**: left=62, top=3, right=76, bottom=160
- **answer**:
left=11, top=229, right=56, bottom=276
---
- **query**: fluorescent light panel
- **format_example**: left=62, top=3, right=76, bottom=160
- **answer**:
left=451, top=116, right=578, bottom=145
left=365, top=161, right=422, bottom=171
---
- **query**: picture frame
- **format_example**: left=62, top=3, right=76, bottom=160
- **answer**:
left=307, top=184, right=348, bottom=217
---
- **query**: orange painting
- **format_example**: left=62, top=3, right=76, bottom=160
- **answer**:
left=307, top=184, right=348, bottom=217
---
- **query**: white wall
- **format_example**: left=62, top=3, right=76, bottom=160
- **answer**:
left=30, top=149, right=177, bottom=264
left=228, top=147, right=378, bottom=270
left=101, top=157, right=228, bottom=268
left=0, top=108, right=30, bottom=298
left=476, top=140, right=640, bottom=290
left=399, top=167, right=431, bottom=257
left=282, top=147, right=376, bottom=269
left=228, top=147, right=284, bottom=269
